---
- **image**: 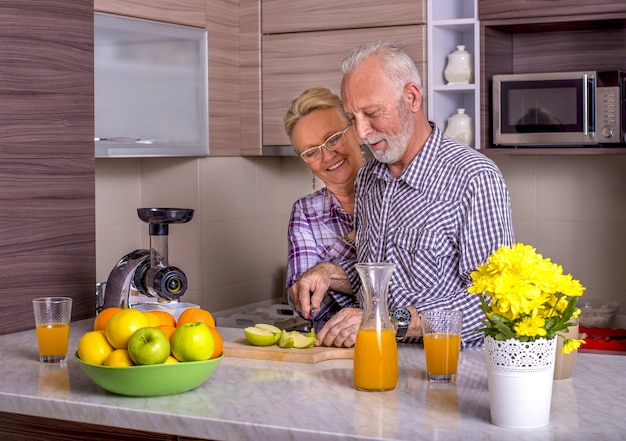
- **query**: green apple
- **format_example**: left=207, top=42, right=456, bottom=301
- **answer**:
left=171, top=322, right=215, bottom=361
left=127, top=327, right=170, bottom=365
left=292, top=331, right=316, bottom=349
left=277, top=330, right=316, bottom=349
left=244, top=323, right=282, bottom=346
left=278, top=330, right=295, bottom=348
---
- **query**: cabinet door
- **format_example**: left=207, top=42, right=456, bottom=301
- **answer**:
left=94, top=0, right=206, bottom=27
left=0, top=0, right=95, bottom=334
left=262, top=26, right=426, bottom=147
left=262, top=0, right=425, bottom=34
left=479, top=0, right=626, bottom=21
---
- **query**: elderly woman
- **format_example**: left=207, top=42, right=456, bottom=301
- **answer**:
left=284, top=87, right=365, bottom=333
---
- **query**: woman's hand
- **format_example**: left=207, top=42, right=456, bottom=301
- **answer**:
left=316, top=307, right=362, bottom=348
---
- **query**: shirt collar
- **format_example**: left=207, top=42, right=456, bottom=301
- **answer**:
left=319, top=187, right=349, bottom=222
left=369, top=123, right=442, bottom=192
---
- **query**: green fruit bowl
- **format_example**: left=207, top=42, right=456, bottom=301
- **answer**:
left=75, top=352, right=223, bottom=397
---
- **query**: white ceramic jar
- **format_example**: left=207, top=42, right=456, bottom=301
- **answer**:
left=444, top=45, right=473, bottom=85
left=444, top=108, right=474, bottom=148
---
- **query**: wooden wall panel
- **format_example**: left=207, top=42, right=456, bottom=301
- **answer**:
left=0, top=1, right=95, bottom=334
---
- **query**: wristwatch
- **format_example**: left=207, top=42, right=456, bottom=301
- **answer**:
left=391, top=307, right=411, bottom=340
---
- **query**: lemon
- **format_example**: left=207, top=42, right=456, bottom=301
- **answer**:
left=164, top=355, right=179, bottom=364
left=104, top=349, right=134, bottom=366
left=105, top=309, right=150, bottom=349
left=77, top=330, right=114, bottom=365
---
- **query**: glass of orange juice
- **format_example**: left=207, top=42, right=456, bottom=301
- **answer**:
left=420, top=310, right=463, bottom=383
left=33, top=297, right=72, bottom=363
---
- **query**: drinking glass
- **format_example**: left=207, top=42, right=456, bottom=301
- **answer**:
left=33, top=297, right=72, bottom=363
left=421, top=310, right=463, bottom=383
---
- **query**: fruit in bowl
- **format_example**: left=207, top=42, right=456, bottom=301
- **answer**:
left=76, top=307, right=223, bottom=396
left=75, top=353, right=223, bottom=396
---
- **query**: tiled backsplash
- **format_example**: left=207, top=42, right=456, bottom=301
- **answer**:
left=96, top=153, right=626, bottom=315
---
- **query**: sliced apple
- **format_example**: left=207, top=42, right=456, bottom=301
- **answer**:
left=278, top=330, right=295, bottom=348
left=254, top=323, right=282, bottom=335
left=292, top=331, right=316, bottom=349
left=244, top=325, right=281, bottom=346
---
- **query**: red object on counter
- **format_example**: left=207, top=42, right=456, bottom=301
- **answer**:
left=579, top=326, right=626, bottom=354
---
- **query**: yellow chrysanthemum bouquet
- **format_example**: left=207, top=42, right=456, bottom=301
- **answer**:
left=468, top=243, right=586, bottom=354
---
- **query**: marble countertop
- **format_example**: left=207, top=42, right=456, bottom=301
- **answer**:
left=1, top=319, right=624, bottom=441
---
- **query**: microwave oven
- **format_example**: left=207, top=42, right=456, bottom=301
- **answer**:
left=492, top=71, right=625, bottom=147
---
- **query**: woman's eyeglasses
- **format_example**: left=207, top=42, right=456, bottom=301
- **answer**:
left=299, top=124, right=352, bottom=163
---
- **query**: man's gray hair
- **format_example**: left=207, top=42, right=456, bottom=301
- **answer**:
left=341, top=41, right=422, bottom=100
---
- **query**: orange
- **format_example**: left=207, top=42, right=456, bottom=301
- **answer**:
left=150, top=310, right=176, bottom=327
left=177, top=307, right=215, bottom=328
left=208, top=326, right=223, bottom=359
left=158, top=324, right=177, bottom=341
left=93, top=307, right=122, bottom=331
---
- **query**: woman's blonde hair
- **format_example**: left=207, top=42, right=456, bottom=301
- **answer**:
left=284, top=87, right=349, bottom=148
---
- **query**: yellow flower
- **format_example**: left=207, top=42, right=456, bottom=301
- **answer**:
left=561, top=338, right=586, bottom=354
left=468, top=242, right=586, bottom=347
left=514, top=314, right=547, bottom=338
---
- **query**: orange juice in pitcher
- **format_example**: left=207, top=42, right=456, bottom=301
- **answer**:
left=354, top=328, right=398, bottom=390
left=353, top=262, right=398, bottom=391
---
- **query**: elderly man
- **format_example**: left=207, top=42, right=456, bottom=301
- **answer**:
left=293, top=41, right=514, bottom=348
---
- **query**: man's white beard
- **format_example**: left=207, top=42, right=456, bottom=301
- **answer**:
left=368, top=104, right=414, bottom=164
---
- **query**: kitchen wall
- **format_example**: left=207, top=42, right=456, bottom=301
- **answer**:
left=95, top=153, right=626, bottom=315
left=95, top=155, right=312, bottom=312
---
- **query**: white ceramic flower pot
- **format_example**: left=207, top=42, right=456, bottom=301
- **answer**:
left=484, top=336, right=557, bottom=429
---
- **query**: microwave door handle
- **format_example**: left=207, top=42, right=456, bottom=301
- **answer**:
left=583, top=73, right=589, bottom=136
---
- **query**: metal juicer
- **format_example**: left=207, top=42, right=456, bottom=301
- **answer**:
left=99, top=207, right=194, bottom=312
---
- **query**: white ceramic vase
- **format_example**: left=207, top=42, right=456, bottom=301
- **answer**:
left=444, top=45, right=473, bottom=85
left=484, top=336, right=557, bottom=429
left=444, top=108, right=474, bottom=148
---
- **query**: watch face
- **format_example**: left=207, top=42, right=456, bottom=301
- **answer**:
left=392, top=308, right=411, bottom=325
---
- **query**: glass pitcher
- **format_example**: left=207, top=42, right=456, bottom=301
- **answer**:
left=353, top=262, right=398, bottom=391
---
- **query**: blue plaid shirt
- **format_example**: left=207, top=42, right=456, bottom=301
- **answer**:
left=286, top=188, right=360, bottom=328
left=354, top=125, right=515, bottom=347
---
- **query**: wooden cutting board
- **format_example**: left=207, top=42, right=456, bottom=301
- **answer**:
left=223, top=337, right=354, bottom=363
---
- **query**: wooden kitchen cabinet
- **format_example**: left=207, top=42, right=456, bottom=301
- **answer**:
left=94, top=0, right=206, bottom=27
left=261, top=26, right=427, bottom=148
left=261, top=0, right=425, bottom=34
left=0, top=0, right=95, bottom=334
left=479, top=5, right=626, bottom=155
left=242, top=0, right=427, bottom=155
left=479, top=0, right=626, bottom=21
left=94, top=0, right=240, bottom=157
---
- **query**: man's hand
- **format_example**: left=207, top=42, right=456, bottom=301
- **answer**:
left=288, top=264, right=331, bottom=319
left=288, top=263, right=353, bottom=319
left=315, top=307, right=362, bottom=348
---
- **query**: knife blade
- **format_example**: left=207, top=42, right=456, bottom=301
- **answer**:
left=309, top=296, right=316, bottom=333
